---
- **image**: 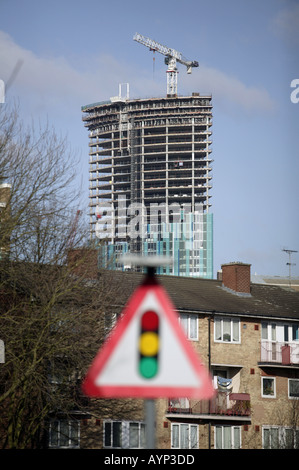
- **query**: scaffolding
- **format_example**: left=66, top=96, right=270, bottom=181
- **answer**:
left=83, top=93, right=213, bottom=277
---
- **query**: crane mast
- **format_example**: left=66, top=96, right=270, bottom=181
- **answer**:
left=133, top=32, right=199, bottom=96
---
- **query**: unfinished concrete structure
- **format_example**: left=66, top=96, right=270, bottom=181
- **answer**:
left=82, top=92, right=213, bottom=277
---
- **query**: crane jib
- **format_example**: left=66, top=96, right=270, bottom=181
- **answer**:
left=133, top=32, right=199, bottom=95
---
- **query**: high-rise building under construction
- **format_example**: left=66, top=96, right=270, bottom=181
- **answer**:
left=82, top=91, right=213, bottom=278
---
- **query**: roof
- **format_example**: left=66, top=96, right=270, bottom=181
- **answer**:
left=81, top=94, right=212, bottom=113
left=251, top=274, right=299, bottom=292
left=104, top=270, right=299, bottom=321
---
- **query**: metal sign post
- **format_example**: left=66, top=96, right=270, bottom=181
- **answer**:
left=145, top=398, right=156, bottom=449
left=123, top=255, right=172, bottom=450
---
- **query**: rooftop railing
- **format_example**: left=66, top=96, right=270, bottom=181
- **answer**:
left=167, top=392, right=251, bottom=418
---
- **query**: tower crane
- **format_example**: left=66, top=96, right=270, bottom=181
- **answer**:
left=133, top=32, right=199, bottom=96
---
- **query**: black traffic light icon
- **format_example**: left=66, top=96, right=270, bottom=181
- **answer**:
left=138, top=310, right=160, bottom=379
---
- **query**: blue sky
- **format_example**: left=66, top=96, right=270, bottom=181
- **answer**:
left=0, top=0, right=298, bottom=278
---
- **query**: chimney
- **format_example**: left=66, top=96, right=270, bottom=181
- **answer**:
left=221, top=262, right=251, bottom=295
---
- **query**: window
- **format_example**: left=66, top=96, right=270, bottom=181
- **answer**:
left=262, top=377, right=276, bottom=398
left=171, top=423, right=198, bottom=449
left=271, top=323, right=276, bottom=341
left=214, top=318, right=240, bottom=343
left=261, top=322, right=268, bottom=340
left=104, top=312, right=118, bottom=338
left=104, top=421, right=145, bottom=449
left=215, top=426, right=241, bottom=449
left=262, top=322, right=299, bottom=342
left=48, top=358, right=72, bottom=385
left=179, top=314, right=198, bottom=340
left=289, top=379, right=299, bottom=399
left=263, top=426, right=299, bottom=449
left=261, top=322, right=277, bottom=341
left=104, top=421, right=121, bottom=448
left=263, top=426, right=279, bottom=449
left=49, top=419, right=80, bottom=448
left=169, top=397, right=190, bottom=410
left=128, top=422, right=146, bottom=448
left=292, top=324, right=299, bottom=341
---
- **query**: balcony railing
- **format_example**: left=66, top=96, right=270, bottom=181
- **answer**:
left=260, top=341, right=299, bottom=365
left=167, top=392, right=251, bottom=418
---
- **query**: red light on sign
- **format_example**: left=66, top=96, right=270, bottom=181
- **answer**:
left=141, top=310, right=159, bottom=330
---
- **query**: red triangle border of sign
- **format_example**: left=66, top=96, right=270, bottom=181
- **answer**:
left=82, top=277, right=215, bottom=399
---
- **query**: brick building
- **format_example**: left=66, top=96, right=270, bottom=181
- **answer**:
left=74, top=261, right=299, bottom=450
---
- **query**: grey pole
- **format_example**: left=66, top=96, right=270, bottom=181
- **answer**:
left=145, top=399, right=156, bottom=449
left=118, top=254, right=172, bottom=450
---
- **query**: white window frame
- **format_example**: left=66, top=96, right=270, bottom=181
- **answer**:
left=261, top=376, right=276, bottom=398
left=103, top=420, right=122, bottom=449
left=179, top=314, right=198, bottom=340
left=262, top=322, right=299, bottom=343
left=214, top=425, right=241, bottom=449
left=261, top=322, right=276, bottom=341
left=127, top=421, right=146, bottom=448
left=292, top=324, right=299, bottom=341
left=171, top=423, right=199, bottom=449
left=214, top=317, right=240, bottom=343
left=288, top=378, right=299, bottom=399
left=103, top=420, right=145, bottom=449
left=262, top=426, right=279, bottom=449
left=263, top=426, right=299, bottom=449
left=49, top=419, right=80, bottom=448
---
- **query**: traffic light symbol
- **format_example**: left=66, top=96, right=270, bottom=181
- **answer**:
left=139, top=310, right=160, bottom=379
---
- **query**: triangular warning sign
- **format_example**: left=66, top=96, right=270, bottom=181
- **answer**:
left=82, top=276, right=215, bottom=399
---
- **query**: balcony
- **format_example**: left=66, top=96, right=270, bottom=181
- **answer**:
left=259, top=341, right=299, bottom=368
left=166, top=392, right=251, bottom=422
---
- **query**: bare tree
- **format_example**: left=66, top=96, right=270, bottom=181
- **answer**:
left=272, top=397, right=299, bottom=449
left=0, top=103, right=87, bottom=263
left=0, top=104, right=141, bottom=449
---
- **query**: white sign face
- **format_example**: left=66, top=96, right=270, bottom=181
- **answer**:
left=82, top=280, right=215, bottom=399
left=96, top=291, right=200, bottom=388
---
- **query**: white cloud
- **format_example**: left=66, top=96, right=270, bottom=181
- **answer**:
left=0, top=30, right=165, bottom=117
left=0, top=31, right=105, bottom=108
left=271, top=2, right=299, bottom=45
left=181, top=63, right=276, bottom=114
left=0, top=30, right=275, bottom=117
left=272, top=0, right=299, bottom=39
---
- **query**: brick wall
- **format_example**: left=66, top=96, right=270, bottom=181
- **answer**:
left=221, top=262, right=251, bottom=294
